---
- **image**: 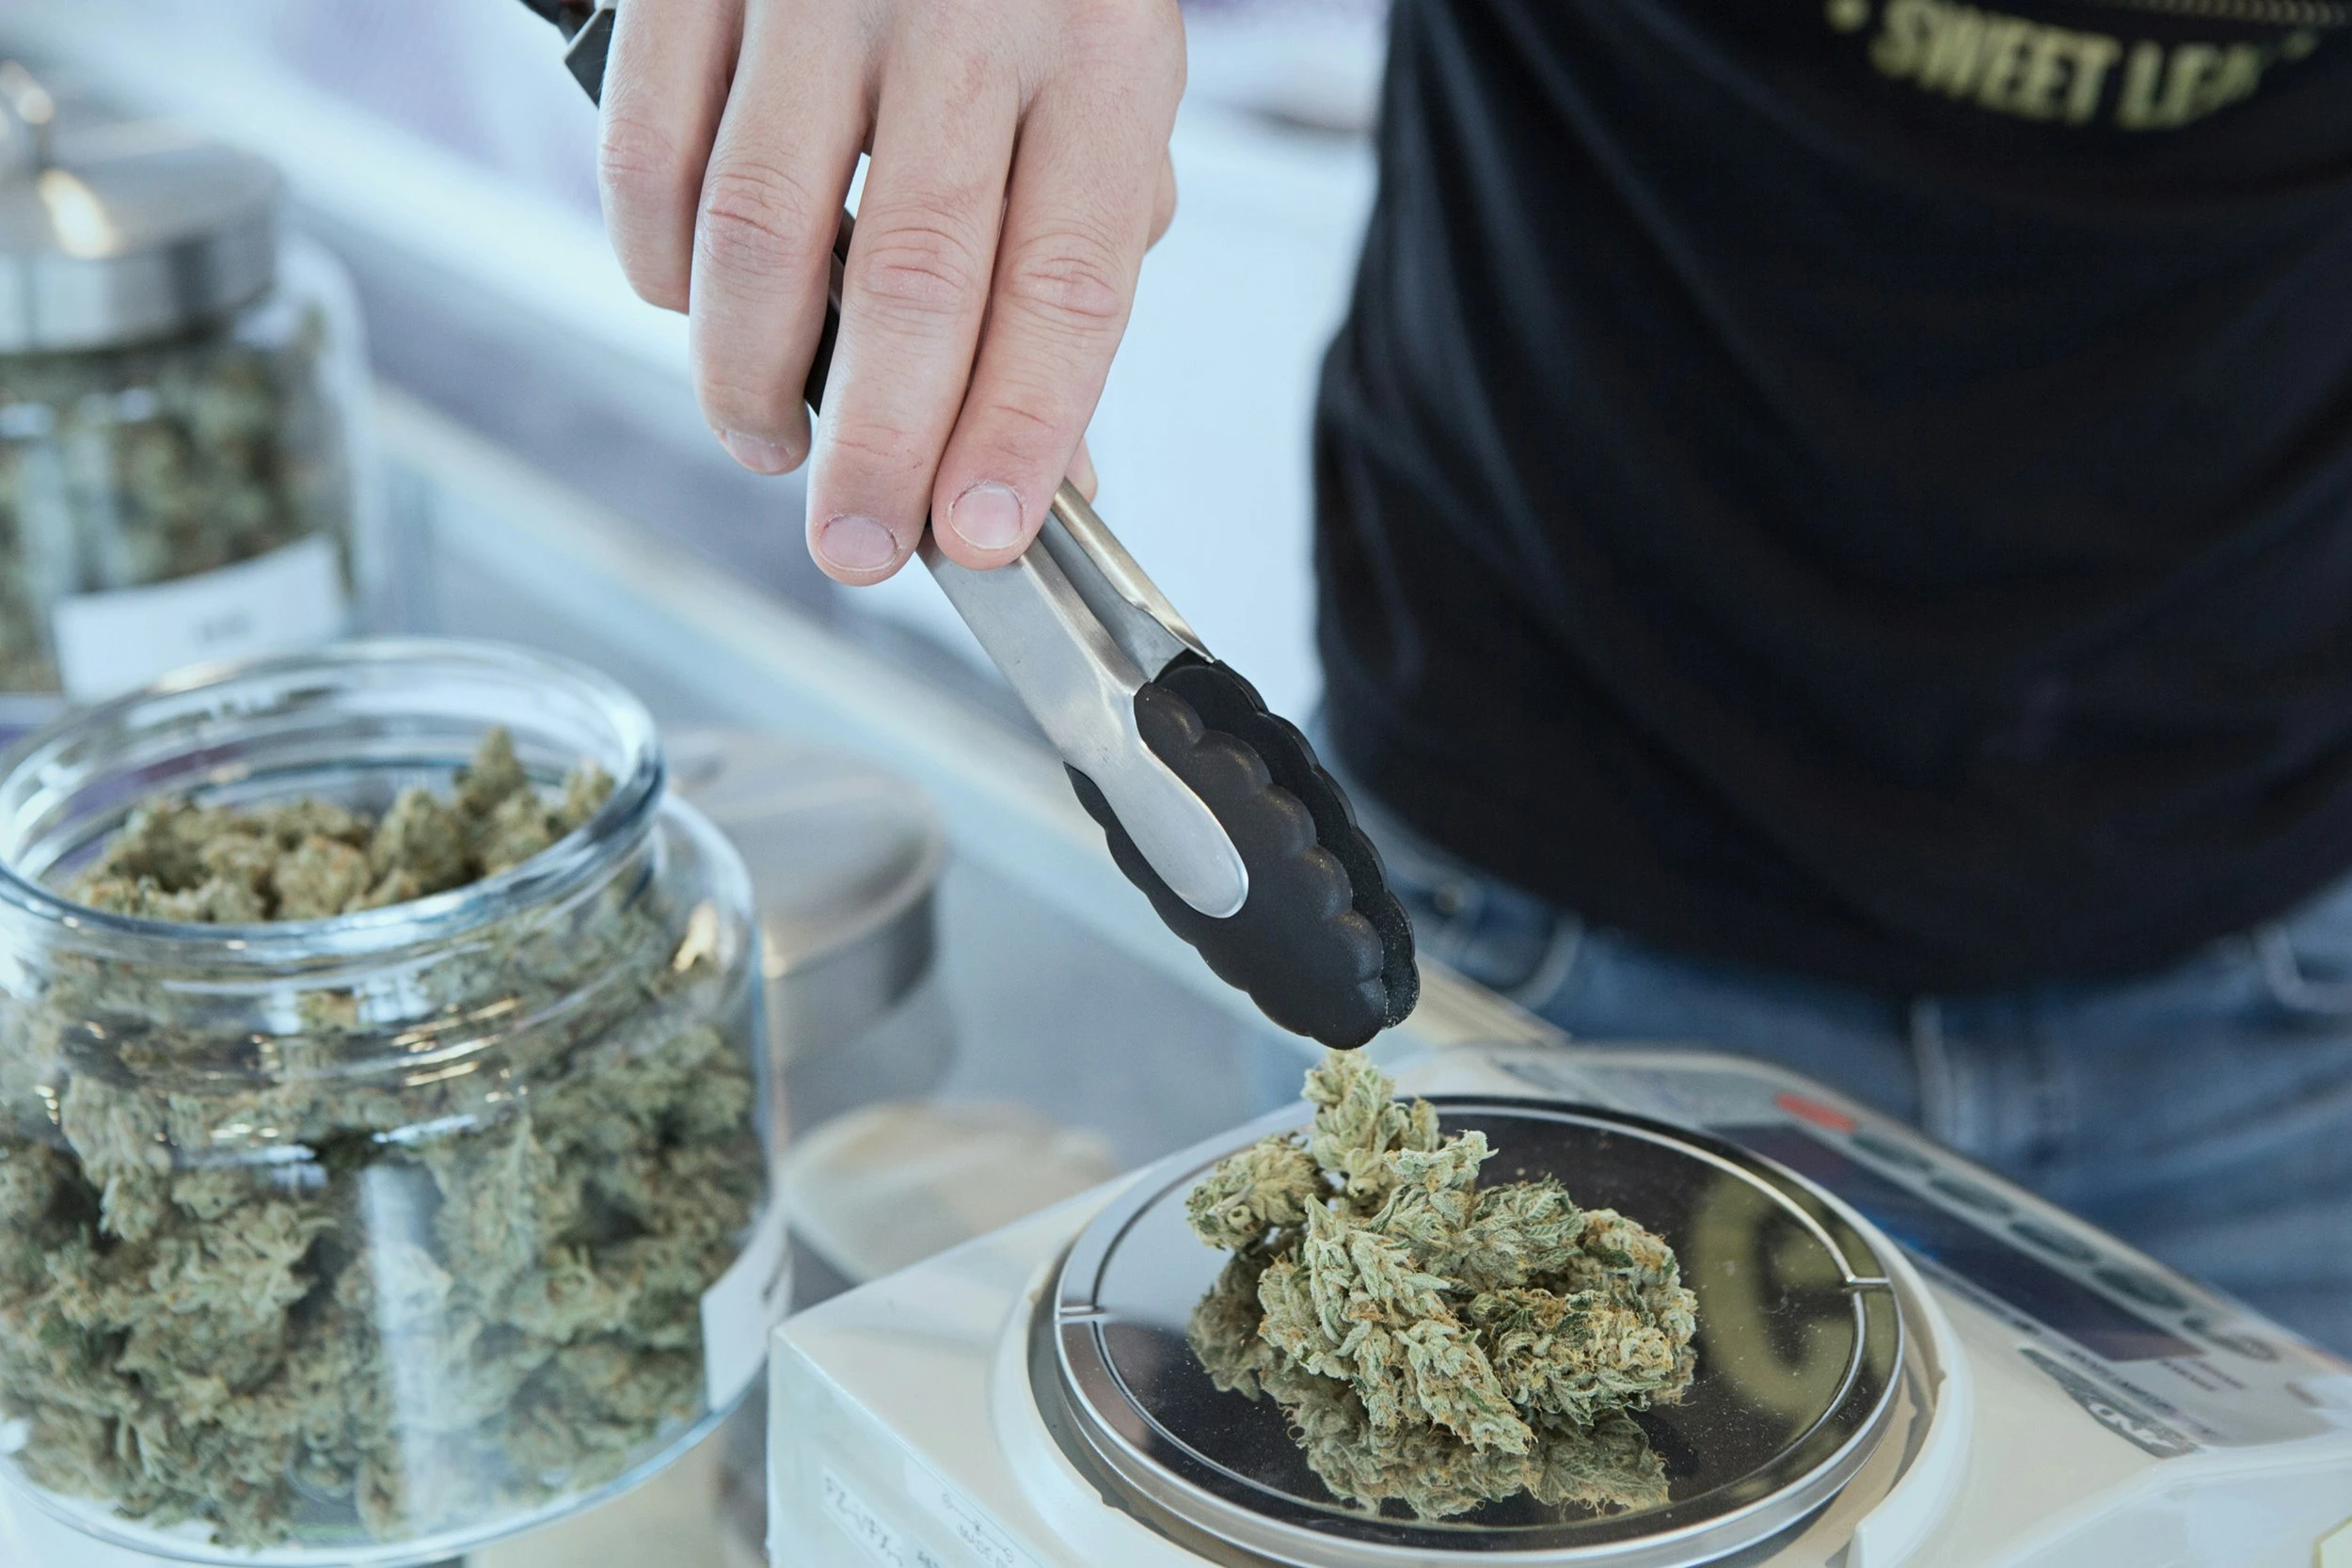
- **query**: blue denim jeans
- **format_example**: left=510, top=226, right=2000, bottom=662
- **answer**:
left=1340, top=770, right=2352, bottom=1354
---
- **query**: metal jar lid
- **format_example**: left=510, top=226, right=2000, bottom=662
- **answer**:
left=666, top=729, right=946, bottom=1056
left=1038, top=1097, right=1906, bottom=1567
left=0, top=65, right=280, bottom=354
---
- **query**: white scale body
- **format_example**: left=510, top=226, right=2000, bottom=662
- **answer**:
left=768, top=1042, right=2352, bottom=1568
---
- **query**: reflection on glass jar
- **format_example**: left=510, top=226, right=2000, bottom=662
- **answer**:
left=0, top=641, right=779, bottom=1564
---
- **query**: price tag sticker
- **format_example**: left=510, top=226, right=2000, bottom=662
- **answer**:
left=699, top=1192, right=792, bottom=1410
left=51, top=536, right=349, bottom=700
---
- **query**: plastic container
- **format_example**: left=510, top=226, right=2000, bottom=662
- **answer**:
left=0, top=68, right=374, bottom=733
left=0, top=641, right=782, bottom=1565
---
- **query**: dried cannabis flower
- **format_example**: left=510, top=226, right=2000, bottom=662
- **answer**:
left=0, top=731, right=762, bottom=1550
left=1184, top=1051, right=1697, bottom=1521
left=72, top=729, right=603, bottom=921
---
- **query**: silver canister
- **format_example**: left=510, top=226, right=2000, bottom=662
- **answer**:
left=667, top=728, right=949, bottom=1131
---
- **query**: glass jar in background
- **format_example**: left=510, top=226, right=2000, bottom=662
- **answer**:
left=0, top=641, right=783, bottom=1565
left=0, top=66, right=374, bottom=736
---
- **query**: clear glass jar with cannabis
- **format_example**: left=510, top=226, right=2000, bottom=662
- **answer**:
left=0, top=641, right=777, bottom=1563
left=0, top=69, right=375, bottom=731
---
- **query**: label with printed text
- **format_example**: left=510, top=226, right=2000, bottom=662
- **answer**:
left=51, top=535, right=348, bottom=700
left=821, top=1465, right=947, bottom=1568
left=902, top=1458, right=1043, bottom=1568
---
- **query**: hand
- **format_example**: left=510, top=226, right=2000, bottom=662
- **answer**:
left=596, top=0, right=1181, bottom=582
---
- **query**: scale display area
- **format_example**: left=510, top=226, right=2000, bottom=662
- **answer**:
left=771, top=1043, right=2352, bottom=1568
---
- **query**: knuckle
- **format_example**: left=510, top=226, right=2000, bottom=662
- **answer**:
left=823, top=417, right=932, bottom=483
left=855, top=212, right=989, bottom=331
left=696, top=368, right=798, bottom=437
left=966, top=388, right=1073, bottom=470
left=596, top=109, right=695, bottom=304
left=993, top=390, right=1063, bottom=437
left=596, top=105, right=687, bottom=204
left=1152, top=166, right=1179, bottom=241
left=694, top=162, right=824, bottom=287
left=1070, top=0, right=1182, bottom=70
left=1065, top=0, right=1139, bottom=40
left=1000, top=230, right=1128, bottom=334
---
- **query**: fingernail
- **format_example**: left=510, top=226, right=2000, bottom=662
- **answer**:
left=815, top=515, right=898, bottom=574
left=717, top=429, right=793, bottom=474
left=950, top=482, right=1026, bottom=552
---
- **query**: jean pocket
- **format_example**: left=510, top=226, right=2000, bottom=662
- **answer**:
left=2254, top=912, right=2352, bottom=1017
left=1386, top=866, right=1583, bottom=1004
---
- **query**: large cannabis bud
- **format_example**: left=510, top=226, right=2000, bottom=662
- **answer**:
left=1184, top=1051, right=1697, bottom=1521
left=0, top=732, right=761, bottom=1550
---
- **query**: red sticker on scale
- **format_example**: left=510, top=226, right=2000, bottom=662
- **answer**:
left=1774, top=1091, right=1856, bottom=1133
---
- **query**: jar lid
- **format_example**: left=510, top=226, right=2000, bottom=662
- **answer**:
left=666, top=728, right=945, bottom=1053
left=0, top=65, right=279, bottom=353
left=666, top=728, right=943, bottom=970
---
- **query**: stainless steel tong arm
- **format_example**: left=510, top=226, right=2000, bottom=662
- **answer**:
left=1035, top=483, right=1210, bottom=680
left=921, top=529, right=1248, bottom=920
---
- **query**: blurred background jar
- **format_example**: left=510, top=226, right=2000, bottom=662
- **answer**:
left=0, top=62, right=373, bottom=737
left=0, top=641, right=782, bottom=1565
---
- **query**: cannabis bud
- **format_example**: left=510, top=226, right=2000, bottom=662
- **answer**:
left=1184, top=1051, right=1697, bottom=1520
left=0, top=730, right=762, bottom=1550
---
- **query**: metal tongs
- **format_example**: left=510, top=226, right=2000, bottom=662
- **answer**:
left=522, top=2, right=1417, bottom=1045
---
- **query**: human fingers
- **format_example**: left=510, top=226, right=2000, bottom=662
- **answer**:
left=803, top=19, right=1021, bottom=583
left=597, top=0, right=739, bottom=313
left=686, top=0, right=866, bottom=481
left=927, top=13, right=1182, bottom=569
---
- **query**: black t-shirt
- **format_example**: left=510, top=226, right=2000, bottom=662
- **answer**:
left=1314, top=0, right=2352, bottom=992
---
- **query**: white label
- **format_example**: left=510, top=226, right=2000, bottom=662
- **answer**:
left=903, top=1459, right=1042, bottom=1568
left=820, top=1466, right=948, bottom=1568
left=50, top=535, right=349, bottom=700
left=701, top=1192, right=792, bottom=1410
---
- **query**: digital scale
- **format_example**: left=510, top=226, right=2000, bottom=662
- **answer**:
left=769, top=1042, right=2352, bottom=1568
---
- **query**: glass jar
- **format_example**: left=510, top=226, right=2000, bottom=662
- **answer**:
left=0, top=641, right=781, bottom=1564
left=0, top=84, right=376, bottom=735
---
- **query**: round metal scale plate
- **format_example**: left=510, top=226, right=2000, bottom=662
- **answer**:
left=1036, top=1098, right=1905, bottom=1567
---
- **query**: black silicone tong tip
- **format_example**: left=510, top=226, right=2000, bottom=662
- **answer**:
left=1068, top=660, right=1418, bottom=1049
